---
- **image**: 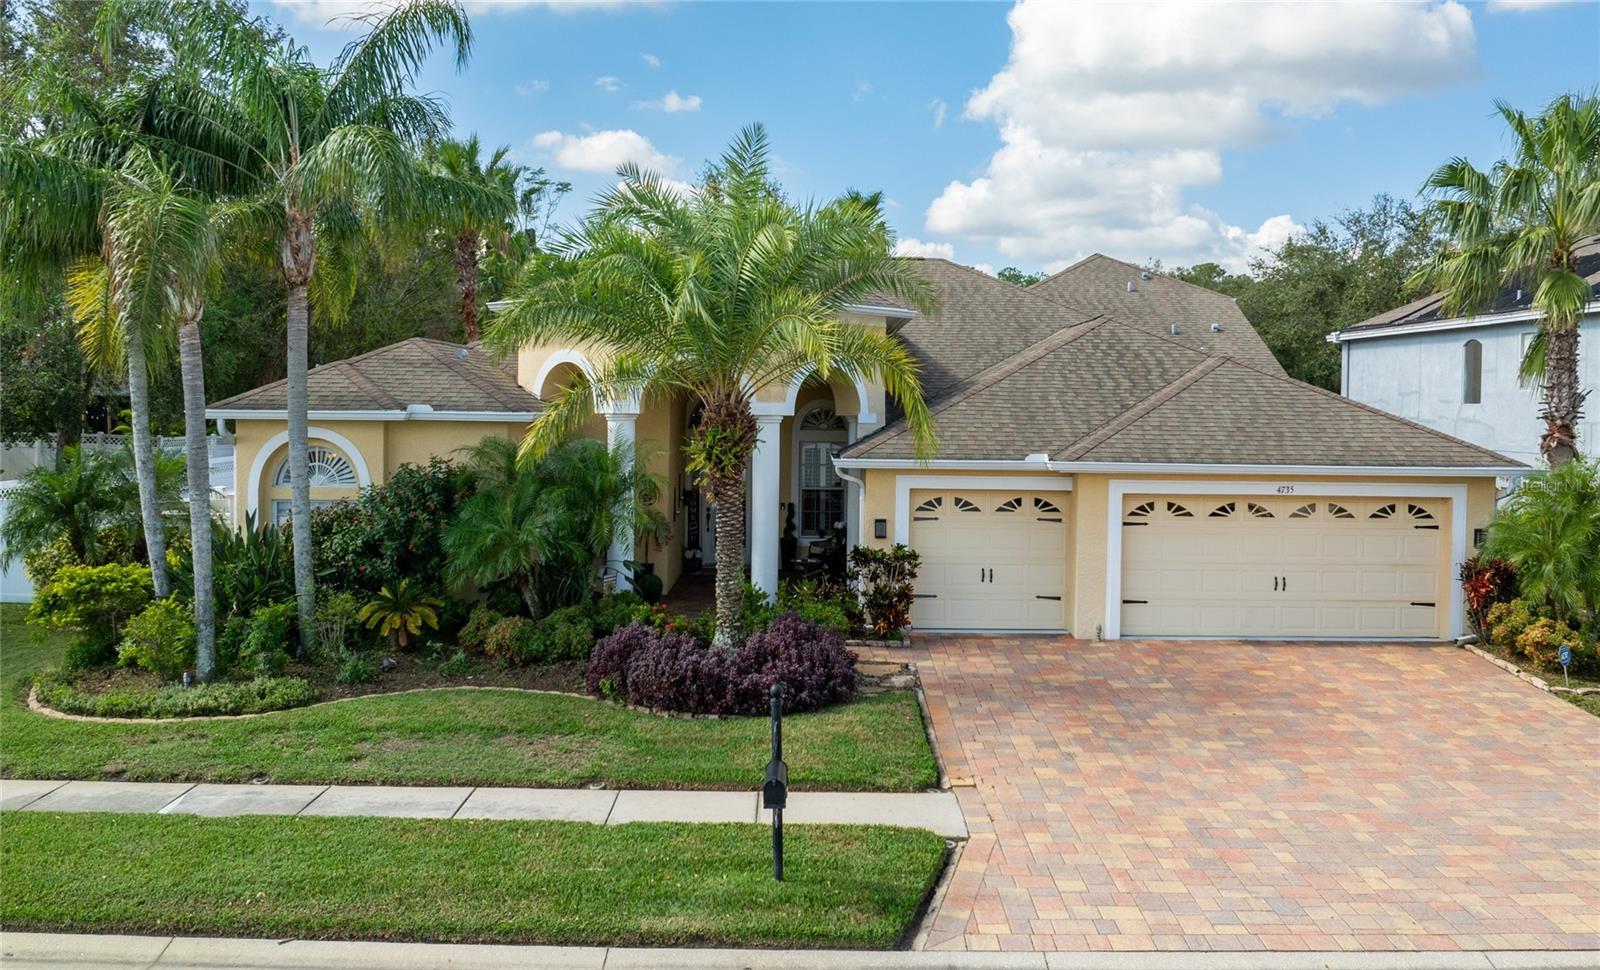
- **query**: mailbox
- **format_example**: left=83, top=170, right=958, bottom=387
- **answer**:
left=763, top=758, right=788, bottom=810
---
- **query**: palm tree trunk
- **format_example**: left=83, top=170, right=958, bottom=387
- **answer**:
left=711, top=473, right=745, bottom=650
left=123, top=324, right=170, bottom=598
left=177, top=299, right=216, bottom=681
left=1539, top=325, right=1583, bottom=467
left=283, top=211, right=316, bottom=654
left=456, top=230, right=480, bottom=343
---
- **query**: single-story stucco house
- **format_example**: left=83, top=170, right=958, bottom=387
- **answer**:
left=208, top=254, right=1523, bottom=641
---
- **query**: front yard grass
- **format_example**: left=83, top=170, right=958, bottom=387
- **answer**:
left=0, top=605, right=938, bottom=791
left=0, top=811, right=945, bottom=949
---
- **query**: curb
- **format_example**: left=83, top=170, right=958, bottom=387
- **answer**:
left=3, top=932, right=1596, bottom=970
left=1457, top=642, right=1599, bottom=698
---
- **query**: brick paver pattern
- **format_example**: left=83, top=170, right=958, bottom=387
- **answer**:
left=907, top=637, right=1600, bottom=953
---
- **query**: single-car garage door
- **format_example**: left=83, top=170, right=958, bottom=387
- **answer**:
left=909, top=489, right=1067, bottom=631
left=1120, top=495, right=1444, bottom=638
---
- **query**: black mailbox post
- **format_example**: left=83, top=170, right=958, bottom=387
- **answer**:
left=764, top=682, right=788, bottom=880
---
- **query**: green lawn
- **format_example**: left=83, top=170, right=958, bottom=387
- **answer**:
left=0, top=811, right=945, bottom=949
left=0, top=605, right=938, bottom=791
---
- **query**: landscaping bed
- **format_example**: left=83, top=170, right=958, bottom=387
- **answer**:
left=0, top=812, right=946, bottom=949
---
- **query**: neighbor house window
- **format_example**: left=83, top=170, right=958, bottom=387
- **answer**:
left=1463, top=339, right=1482, bottom=404
left=796, top=404, right=848, bottom=536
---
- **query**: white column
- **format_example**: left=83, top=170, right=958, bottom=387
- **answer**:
left=750, top=414, right=783, bottom=598
left=604, top=405, right=639, bottom=591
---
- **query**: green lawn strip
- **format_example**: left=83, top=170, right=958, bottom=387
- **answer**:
left=0, top=812, right=946, bottom=949
left=0, top=606, right=938, bottom=791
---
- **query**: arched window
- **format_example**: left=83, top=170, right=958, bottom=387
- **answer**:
left=274, top=446, right=357, bottom=487
left=1463, top=339, right=1482, bottom=404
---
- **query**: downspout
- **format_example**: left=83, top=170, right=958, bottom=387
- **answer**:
left=835, top=466, right=866, bottom=549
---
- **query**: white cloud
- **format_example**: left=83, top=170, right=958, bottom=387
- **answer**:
left=928, top=98, right=947, bottom=129
left=893, top=237, right=957, bottom=260
left=1486, top=0, right=1580, bottom=10
left=642, top=52, right=661, bottom=68
left=637, top=90, right=702, bottom=113
left=530, top=129, right=680, bottom=174
left=925, top=0, right=1477, bottom=271
left=515, top=79, right=550, bottom=96
left=594, top=75, right=623, bottom=92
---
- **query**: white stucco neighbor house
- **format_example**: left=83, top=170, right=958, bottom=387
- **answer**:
left=1327, top=237, right=1600, bottom=467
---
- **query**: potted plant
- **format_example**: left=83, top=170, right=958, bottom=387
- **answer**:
left=781, top=502, right=798, bottom=566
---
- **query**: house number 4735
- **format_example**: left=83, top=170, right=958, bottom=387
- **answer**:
left=1275, top=484, right=1296, bottom=494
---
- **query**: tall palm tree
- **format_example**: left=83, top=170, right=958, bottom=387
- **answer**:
left=422, top=134, right=519, bottom=342
left=105, top=0, right=480, bottom=648
left=488, top=125, right=936, bottom=645
left=0, top=93, right=176, bottom=599
left=1412, top=92, right=1600, bottom=466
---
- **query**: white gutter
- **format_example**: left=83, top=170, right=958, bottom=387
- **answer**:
left=206, top=408, right=537, bottom=423
left=833, top=456, right=1524, bottom=478
left=1327, top=300, right=1600, bottom=344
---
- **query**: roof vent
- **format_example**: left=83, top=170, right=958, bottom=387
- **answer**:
left=1139, top=271, right=1151, bottom=281
left=1126, top=280, right=1136, bottom=293
left=1209, top=322, right=1223, bottom=333
left=456, top=347, right=469, bottom=360
left=1169, top=323, right=1179, bottom=336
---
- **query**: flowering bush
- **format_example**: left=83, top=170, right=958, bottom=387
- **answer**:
left=586, top=614, right=857, bottom=715
left=310, top=458, right=469, bottom=597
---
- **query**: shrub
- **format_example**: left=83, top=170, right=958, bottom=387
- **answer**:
left=34, top=670, right=315, bottom=718
left=21, top=537, right=81, bottom=590
left=434, top=648, right=471, bottom=676
left=740, top=581, right=777, bottom=632
left=312, top=591, right=364, bottom=661
left=240, top=601, right=297, bottom=676
left=587, top=622, right=673, bottom=700
left=529, top=604, right=598, bottom=664
left=1487, top=599, right=1537, bottom=653
left=117, top=598, right=196, bottom=679
left=591, top=590, right=647, bottom=635
left=28, top=563, right=153, bottom=635
left=777, top=578, right=858, bottom=638
left=1483, top=458, right=1600, bottom=626
left=1460, top=557, right=1518, bottom=640
left=337, top=653, right=377, bottom=685
left=624, top=630, right=731, bottom=714
left=62, top=637, right=118, bottom=672
left=311, top=458, right=469, bottom=597
left=458, top=604, right=504, bottom=655
left=727, top=613, right=857, bottom=714
left=1514, top=618, right=1586, bottom=673
left=482, top=615, right=538, bottom=666
left=357, top=579, right=443, bottom=649
left=848, top=544, right=920, bottom=637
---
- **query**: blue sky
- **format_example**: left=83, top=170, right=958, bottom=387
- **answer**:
left=265, top=0, right=1598, bottom=275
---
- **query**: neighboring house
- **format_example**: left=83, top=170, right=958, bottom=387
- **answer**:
left=209, top=255, right=1522, bottom=641
left=1328, top=237, right=1600, bottom=467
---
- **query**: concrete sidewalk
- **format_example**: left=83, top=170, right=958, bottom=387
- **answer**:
left=0, top=779, right=968, bottom=837
left=4, top=932, right=1595, bottom=970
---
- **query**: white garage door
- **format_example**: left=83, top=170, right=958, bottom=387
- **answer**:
left=908, top=490, right=1067, bottom=631
left=1120, top=495, right=1444, bottom=639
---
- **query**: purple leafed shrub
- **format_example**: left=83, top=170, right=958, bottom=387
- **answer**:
left=586, top=614, right=857, bottom=716
left=728, top=613, right=857, bottom=714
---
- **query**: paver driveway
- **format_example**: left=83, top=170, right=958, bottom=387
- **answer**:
left=907, top=636, right=1600, bottom=953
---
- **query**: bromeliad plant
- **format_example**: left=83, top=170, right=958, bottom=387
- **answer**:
left=357, top=579, right=444, bottom=649
left=487, top=124, right=936, bottom=646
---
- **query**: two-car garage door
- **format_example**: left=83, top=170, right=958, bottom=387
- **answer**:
left=1120, top=495, right=1444, bottom=638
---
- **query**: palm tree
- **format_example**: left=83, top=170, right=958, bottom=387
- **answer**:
left=76, top=149, right=222, bottom=679
left=0, top=446, right=122, bottom=568
left=487, top=125, right=936, bottom=645
left=1412, top=92, right=1600, bottom=466
left=422, top=134, right=519, bottom=342
left=105, top=0, right=480, bottom=649
left=446, top=436, right=667, bottom=618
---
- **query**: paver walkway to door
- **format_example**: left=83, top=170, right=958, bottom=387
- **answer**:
left=900, top=636, right=1600, bottom=953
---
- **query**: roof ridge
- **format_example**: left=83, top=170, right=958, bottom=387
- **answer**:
left=1055, top=357, right=1225, bottom=461
left=848, top=316, right=1112, bottom=456
left=1031, top=253, right=1101, bottom=290
left=907, top=255, right=1103, bottom=317
left=1208, top=354, right=1522, bottom=464
left=337, top=361, right=402, bottom=410
left=416, top=339, right=530, bottom=410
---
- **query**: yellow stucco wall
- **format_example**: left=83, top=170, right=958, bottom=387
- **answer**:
left=857, top=467, right=1497, bottom=640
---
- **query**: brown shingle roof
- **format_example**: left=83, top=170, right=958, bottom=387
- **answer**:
left=208, top=338, right=540, bottom=415
left=845, top=315, right=1520, bottom=468
left=1340, top=236, right=1600, bottom=335
left=1030, top=254, right=1285, bottom=373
